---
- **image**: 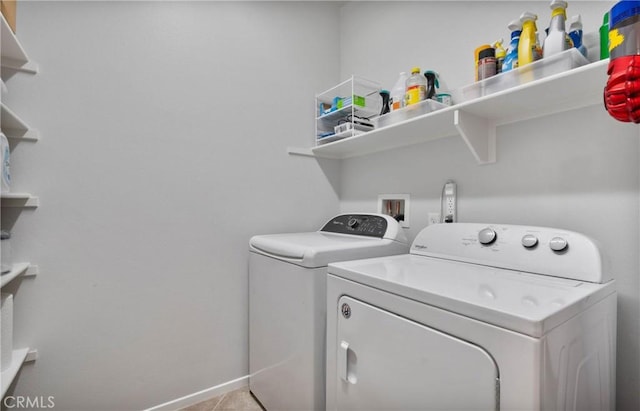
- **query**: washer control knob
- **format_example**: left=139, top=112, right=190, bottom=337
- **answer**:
left=347, top=218, right=360, bottom=229
left=549, top=237, right=568, bottom=252
left=478, top=228, right=497, bottom=245
left=521, top=234, right=538, bottom=248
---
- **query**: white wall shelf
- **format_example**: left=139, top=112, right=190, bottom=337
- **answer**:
left=1, top=103, right=39, bottom=141
left=1, top=263, right=37, bottom=289
left=1, top=193, right=39, bottom=208
left=299, top=59, right=609, bottom=164
left=0, top=14, right=38, bottom=75
left=1, top=348, right=30, bottom=397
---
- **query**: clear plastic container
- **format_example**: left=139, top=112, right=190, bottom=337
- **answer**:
left=373, top=98, right=447, bottom=128
left=461, top=47, right=589, bottom=100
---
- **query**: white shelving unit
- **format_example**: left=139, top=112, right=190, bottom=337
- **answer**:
left=1, top=103, right=39, bottom=141
left=1, top=348, right=29, bottom=397
left=296, top=59, right=609, bottom=164
left=1, top=12, right=39, bottom=398
left=1, top=263, right=38, bottom=289
left=0, top=14, right=37, bottom=74
left=316, top=76, right=381, bottom=146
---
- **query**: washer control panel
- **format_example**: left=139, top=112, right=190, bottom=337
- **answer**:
left=411, top=223, right=610, bottom=283
left=321, top=214, right=389, bottom=238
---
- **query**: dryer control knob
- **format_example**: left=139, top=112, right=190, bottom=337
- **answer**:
left=521, top=234, right=539, bottom=248
left=478, top=228, right=497, bottom=245
left=549, top=237, right=568, bottom=252
left=347, top=218, right=360, bottom=229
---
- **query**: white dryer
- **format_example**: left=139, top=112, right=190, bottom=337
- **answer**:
left=249, top=214, right=409, bottom=411
left=326, top=223, right=617, bottom=411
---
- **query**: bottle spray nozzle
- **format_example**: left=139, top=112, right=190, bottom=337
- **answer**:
left=520, top=11, right=538, bottom=23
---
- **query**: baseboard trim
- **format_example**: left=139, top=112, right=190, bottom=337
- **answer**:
left=144, top=375, right=249, bottom=411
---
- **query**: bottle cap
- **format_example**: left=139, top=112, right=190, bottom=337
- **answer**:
left=475, top=44, right=493, bottom=59
left=508, top=19, right=523, bottom=32
left=520, top=11, right=538, bottom=23
left=478, top=47, right=496, bottom=60
left=610, top=1, right=640, bottom=28
left=569, top=14, right=583, bottom=31
left=550, top=0, right=568, bottom=10
left=493, top=39, right=506, bottom=58
left=411, top=66, right=420, bottom=74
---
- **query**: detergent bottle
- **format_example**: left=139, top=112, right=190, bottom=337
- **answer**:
left=518, top=12, right=542, bottom=66
left=493, top=39, right=506, bottom=73
left=503, top=19, right=522, bottom=72
left=568, top=14, right=587, bottom=58
left=543, top=0, right=571, bottom=58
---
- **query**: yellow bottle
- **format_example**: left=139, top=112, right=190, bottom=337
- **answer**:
left=518, top=12, right=541, bottom=66
left=405, top=67, right=427, bottom=106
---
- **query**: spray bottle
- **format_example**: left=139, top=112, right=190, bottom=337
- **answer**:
left=543, top=0, right=571, bottom=58
left=493, top=39, right=506, bottom=73
left=518, top=12, right=542, bottom=66
left=568, top=14, right=587, bottom=58
left=503, top=19, right=522, bottom=72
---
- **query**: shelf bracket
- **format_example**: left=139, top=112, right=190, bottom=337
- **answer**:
left=286, top=147, right=315, bottom=158
left=454, top=109, right=496, bottom=165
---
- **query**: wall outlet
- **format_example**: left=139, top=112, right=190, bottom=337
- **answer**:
left=428, top=212, right=441, bottom=226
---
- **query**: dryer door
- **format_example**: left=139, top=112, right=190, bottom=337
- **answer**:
left=335, top=296, right=499, bottom=410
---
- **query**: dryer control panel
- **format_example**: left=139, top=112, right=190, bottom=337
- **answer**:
left=321, top=214, right=388, bottom=238
left=410, top=223, right=610, bottom=283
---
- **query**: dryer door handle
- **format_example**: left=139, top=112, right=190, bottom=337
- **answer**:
left=339, top=340, right=358, bottom=384
left=338, top=340, right=350, bottom=383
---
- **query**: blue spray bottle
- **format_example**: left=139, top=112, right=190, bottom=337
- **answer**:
left=503, top=19, right=523, bottom=72
left=568, top=14, right=588, bottom=58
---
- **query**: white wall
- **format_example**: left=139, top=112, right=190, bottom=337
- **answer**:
left=4, top=1, right=341, bottom=409
left=338, top=2, right=639, bottom=410
left=5, top=1, right=640, bottom=410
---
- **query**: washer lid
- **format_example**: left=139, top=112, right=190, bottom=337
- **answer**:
left=328, top=254, right=615, bottom=338
left=250, top=232, right=407, bottom=268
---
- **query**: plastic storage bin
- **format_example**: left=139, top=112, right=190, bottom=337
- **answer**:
left=461, top=48, right=589, bottom=101
left=373, top=98, right=448, bottom=129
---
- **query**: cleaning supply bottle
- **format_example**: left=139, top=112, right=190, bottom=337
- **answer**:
left=503, top=19, right=522, bottom=72
left=543, top=0, right=571, bottom=58
left=604, top=0, right=640, bottom=122
left=390, top=72, right=409, bottom=111
left=405, top=67, right=427, bottom=106
left=379, top=90, right=390, bottom=115
left=600, top=11, right=610, bottom=59
left=423, top=70, right=439, bottom=99
left=493, top=39, right=506, bottom=73
left=568, top=14, right=587, bottom=58
left=518, top=12, right=542, bottom=66
left=475, top=45, right=497, bottom=81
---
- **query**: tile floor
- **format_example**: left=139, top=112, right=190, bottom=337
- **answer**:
left=179, top=387, right=264, bottom=411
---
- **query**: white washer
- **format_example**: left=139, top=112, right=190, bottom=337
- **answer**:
left=249, top=214, right=409, bottom=411
left=327, top=223, right=617, bottom=411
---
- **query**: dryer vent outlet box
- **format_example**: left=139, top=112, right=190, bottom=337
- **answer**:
left=378, top=194, right=410, bottom=228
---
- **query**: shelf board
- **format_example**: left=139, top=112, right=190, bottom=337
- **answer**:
left=1, top=103, right=39, bottom=141
left=0, top=263, right=36, bottom=288
left=310, top=59, right=609, bottom=163
left=0, top=14, right=37, bottom=74
left=1, top=347, right=29, bottom=397
left=1, top=193, right=39, bottom=208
